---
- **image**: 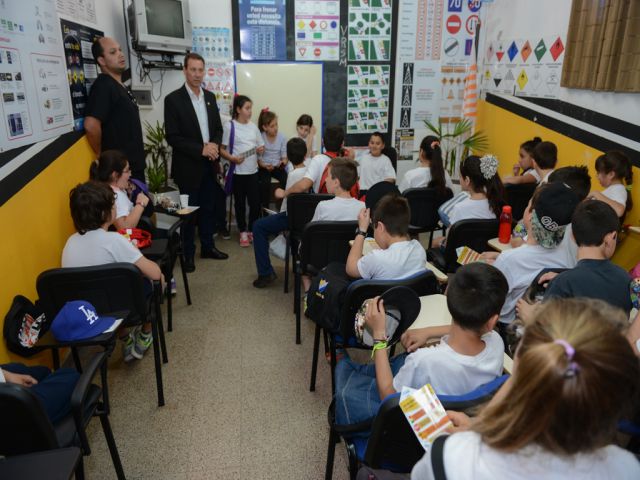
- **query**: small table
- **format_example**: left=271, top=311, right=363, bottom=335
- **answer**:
left=0, top=447, right=81, bottom=480
left=487, top=237, right=513, bottom=253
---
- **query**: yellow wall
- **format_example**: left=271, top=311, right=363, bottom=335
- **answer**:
left=475, top=99, right=640, bottom=269
left=0, top=137, right=95, bottom=364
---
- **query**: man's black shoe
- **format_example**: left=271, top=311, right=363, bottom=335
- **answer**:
left=184, top=257, right=196, bottom=273
left=201, top=248, right=229, bottom=260
left=252, top=273, right=277, bottom=288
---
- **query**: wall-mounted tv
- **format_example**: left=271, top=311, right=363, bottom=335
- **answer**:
left=128, top=0, right=192, bottom=53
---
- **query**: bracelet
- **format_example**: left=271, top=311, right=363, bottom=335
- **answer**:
left=371, top=340, right=388, bottom=358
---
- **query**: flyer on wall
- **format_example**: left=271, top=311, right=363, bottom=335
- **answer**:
left=238, top=0, right=287, bottom=61
left=294, top=0, right=340, bottom=61
left=348, top=0, right=392, bottom=62
left=60, top=19, right=103, bottom=131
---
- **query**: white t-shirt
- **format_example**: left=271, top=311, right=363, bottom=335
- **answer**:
left=412, top=431, right=640, bottom=480
left=222, top=120, right=264, bottom=175
left=448, top=197, right=496, bottom=225
left=357, top=239, right=426, bottom=280
left=523, top=167, right=541, bottom=182
left=393, top=331, right=504, bottom=395
left=62, top=229, right=142, bottom=267
left=493, top=243, right=573, bottom=324
left=399, top=167, right=454, bottom=193
left=311, top=196, right=365, bottom=222
left=357, top=152, right=396, bottom=189
left=304, top=153, right=332, bottom=193
left=559, top=224, right=579, bottom=268
left=540, top=170, right=552, bottom=184
left=113, top=187, right=133, bottom=220
left=281, top=166, right=308, bottom=213
left=602, top=183, right=628, bottom=207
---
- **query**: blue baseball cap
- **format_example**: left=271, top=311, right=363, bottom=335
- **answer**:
left=51, top=301, right=118, bottom=341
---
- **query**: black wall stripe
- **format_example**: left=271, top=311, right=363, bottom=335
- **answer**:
left=0, top=131, right=84, bottom=208
left=485, top=93, right=640, bottom=169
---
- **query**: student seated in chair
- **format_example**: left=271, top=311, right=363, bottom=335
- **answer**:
left=62, top=181, right=163, bottom=363
left=335, top=262, right=508, bottom=425
left=346, top=195, right=426, bottom=280
left=516, top=199, right=632, bottom=322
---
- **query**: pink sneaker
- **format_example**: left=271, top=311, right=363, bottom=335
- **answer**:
left=239, top=231, right=250, bottom=247
left=247, top=232, right=254, bottom=243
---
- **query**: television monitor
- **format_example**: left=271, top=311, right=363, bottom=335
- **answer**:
left=128, top=0, right=192, bottom=53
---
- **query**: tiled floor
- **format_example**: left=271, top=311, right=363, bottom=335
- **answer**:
left=83, top=237, right=351, bottom=479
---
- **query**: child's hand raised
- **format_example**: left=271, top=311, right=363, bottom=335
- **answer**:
left=365, top=297, right=387, bottom=338
left=358, top=208, right=370, bottom=232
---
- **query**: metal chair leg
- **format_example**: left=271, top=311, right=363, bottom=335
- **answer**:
left=71, top=347, right=83, bottom=373
left=294, top=270, right=301, bottom=344
left=178, top=252, right=192, bottom=306
left=150, top=304, right=165, bottom=407
left=330, top=336, right=337, bottom=396
left=310, top=324, right=321, bottom=391
left=99, top=412, right=126, bottom=480
left=325, top=425, right=338, bottom=480
left=284, top=237, right=290, bottom=293
left=75, top=454, right=85, bottom=480
left=166, top=284, right=173, bottom=332
left=155, top=297, right=168, bottom=364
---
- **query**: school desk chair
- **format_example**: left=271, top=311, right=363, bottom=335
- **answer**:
left=37, top=263, right=169, bottom=407
left=310, top=271, right=438, bottom=393
left=403, top=187, right=453, bottom=244
left=325, top=374, right=510, bottom=480
left=0, top=351, right=125, bottom=480
left=427, top=219, right=500, bottom=273
left=505, top=183, right=537, bottom=221
left=284, top=193, right=334, bottom=294
left=295, top=220, right=357, bottom=344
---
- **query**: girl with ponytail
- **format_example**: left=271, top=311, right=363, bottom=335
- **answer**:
left=504, top=136, right=543, bottom=185
left=590, top=150, right=634, bottom=218
left=398, top=135, right=453, bottom=194
left=411, top=298, right=640, bottom=479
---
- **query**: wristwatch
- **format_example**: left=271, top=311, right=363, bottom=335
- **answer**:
left=355, top=228, right=367, bottom=238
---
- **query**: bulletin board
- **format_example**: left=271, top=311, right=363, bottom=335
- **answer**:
left=234, top=62, right=322, bottom=146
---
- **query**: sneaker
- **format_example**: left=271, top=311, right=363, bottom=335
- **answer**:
left=132, top=330, right=153, bottom=360
left=218, top=227, right=231, bottom=240
left=122, top=332, right=136, bottom=363
left=239, top=231, right=250, bottom=248
left=170, top=277, right=177, bottom=295
left=247, top=232, right=254, bottom=243
left=252, top=272, right=277, bottom=288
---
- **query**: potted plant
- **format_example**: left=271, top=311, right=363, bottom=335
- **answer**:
left=143, top=120, right=172, bottom=193
left=423, top=118, right=489, bottom=178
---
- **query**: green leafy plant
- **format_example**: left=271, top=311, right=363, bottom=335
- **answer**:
left=143, top=120, right=171, bottom=193
left=423, top=118, right=489, bottom=177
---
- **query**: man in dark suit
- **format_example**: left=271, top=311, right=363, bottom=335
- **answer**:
left=165, top=53, right=228, bottom=272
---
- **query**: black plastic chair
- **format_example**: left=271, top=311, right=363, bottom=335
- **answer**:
left=403, top=187, right=453, bottom=244
left=36, top=263, right=169, bottom=407
left=504, top=183, right=537, bottom=221
left=325, top=374, right=509, bottom=480
left=0, top=351, right=125, bottom=480
left=310, top=270, right=439, bottom=393
left=363, top=182, right=400, bottom=212
left=284, top=193, right=333, bottom=294
left=427, top=219, right=500, bottom=273
left=295, top=221, right=357, bottom=344
left=382, top=145, right=398, bottom=173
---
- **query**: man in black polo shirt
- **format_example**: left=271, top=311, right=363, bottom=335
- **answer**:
left=84, top=37, right=146, bottom=181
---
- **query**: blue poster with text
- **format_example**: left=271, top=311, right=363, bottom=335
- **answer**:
left=239, top=0, right=287, bottom=60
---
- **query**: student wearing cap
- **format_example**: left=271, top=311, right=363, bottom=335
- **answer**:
left=335, top=263, right=508, bottom=426
left=493, top=182, right=580, bottom=333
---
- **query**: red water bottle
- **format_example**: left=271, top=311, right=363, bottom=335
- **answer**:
left=498, top=205, right=512, bottom=244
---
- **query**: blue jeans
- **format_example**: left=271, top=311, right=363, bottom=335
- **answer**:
left=335, top=353, right=407, bottom=426
left=2, top=363, right=80, bottom=424
left=252, top=212, right=289, bottom=276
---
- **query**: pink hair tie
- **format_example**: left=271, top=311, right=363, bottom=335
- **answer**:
left=430, top=141, right=440, bottom=149
left=261, top=107, right=270, bottom=113
left=554, top=339, right=580, bottom=377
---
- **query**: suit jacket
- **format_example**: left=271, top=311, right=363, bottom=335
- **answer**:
left=164, top=85, right=223, bottom=190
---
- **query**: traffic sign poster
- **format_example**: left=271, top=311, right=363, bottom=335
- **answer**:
left=60, top=19, right=102, bottom=131
left=295, top=0, right=340, bottom=61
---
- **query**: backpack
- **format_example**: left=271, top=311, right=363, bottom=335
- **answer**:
left=305, top=262, right=352, bottom=333
left=3, top=295, right=50, bottom=357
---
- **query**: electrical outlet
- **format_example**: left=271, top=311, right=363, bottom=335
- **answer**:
left=131, top=89, right=153, bottom=109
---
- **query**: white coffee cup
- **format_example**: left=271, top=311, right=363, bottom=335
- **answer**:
left=179, top=194, right=189, bottom=209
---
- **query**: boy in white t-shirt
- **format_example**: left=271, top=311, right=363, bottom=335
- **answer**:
left=335, top=262, right=508, bottom=425
left=62, top=182, right=162, bottom=362
left=357, top=132, right=396, bottom=191
left=311, top=157, right=365, bottom=222
left=346, top=195, right=426, bottom=280
left=493, top=182, right=580, bottom=332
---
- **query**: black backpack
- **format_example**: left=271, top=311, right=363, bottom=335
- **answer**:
left=305, top=262, right=352, bottom=333
left=3, top=295, right=50, bottom=357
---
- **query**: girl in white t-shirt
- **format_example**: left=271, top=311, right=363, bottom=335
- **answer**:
left=398, top=135, right=453, bottom=193
left=433, top=154, right=504, bottom=247
left=296, top=114, right=317, bottom=160
left=411, top=298, right=640, bottom=480
left=590, top=150, right=633, bottom=218
left=357, top=132, right=396, bottom=191
left=89, top=150, right=151, bottom=231
left=220, top=95, right=265, bottom=247
left=503, top=137, right=542, bottom=185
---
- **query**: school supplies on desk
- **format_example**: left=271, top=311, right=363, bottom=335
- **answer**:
left=456, top=246, right=482, bottom=265
left=399, top=384, right=452, bottom=451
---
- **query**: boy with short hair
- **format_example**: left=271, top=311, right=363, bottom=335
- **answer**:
left=335, top=262, right=508, bottom=425
left=252, top=138, right=307, bottom=288
left=310, top=157, right=364, bottom=221
left=517, top=199, right=632, bottom=320
left=346, top=195, right=426, bottom=280
left=532, top=140, right=558, bottom=184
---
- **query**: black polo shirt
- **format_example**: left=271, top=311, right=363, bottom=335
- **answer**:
left=85, top=74, right=145, bottom=180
